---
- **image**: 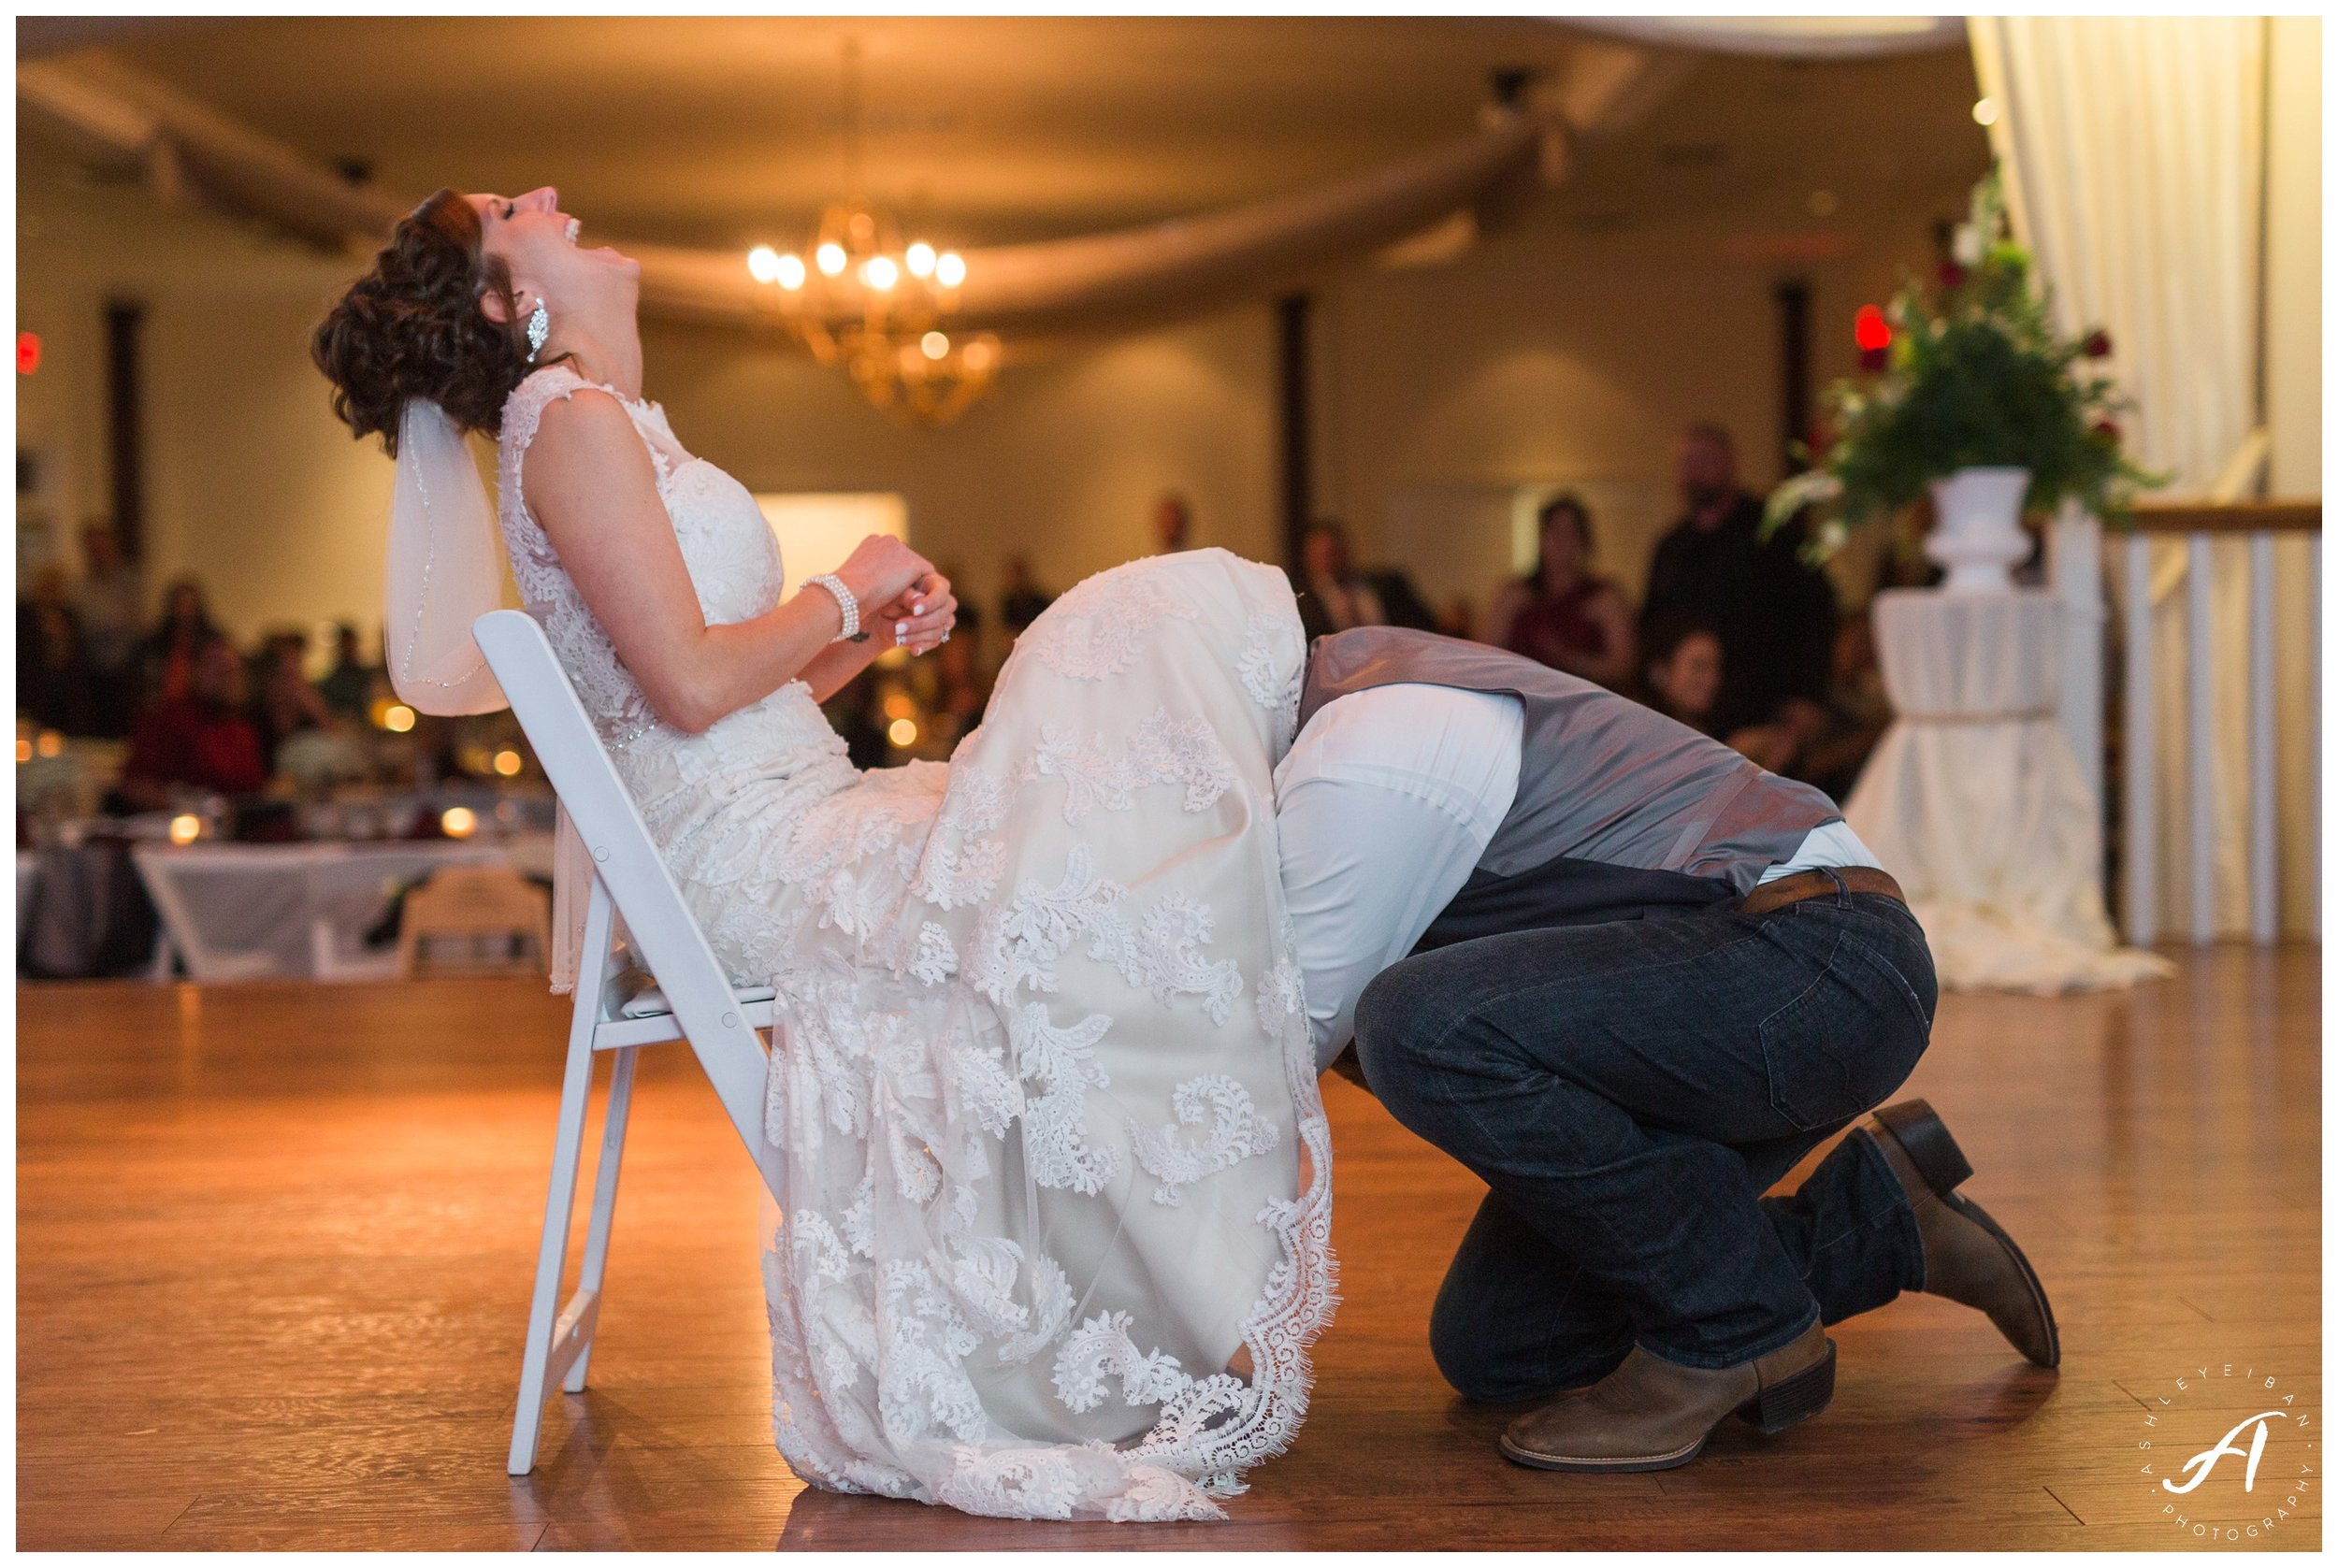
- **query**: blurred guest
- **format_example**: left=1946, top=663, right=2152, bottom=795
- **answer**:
left=1436, top=595, right=1477, bottom=642
left=1294, top=520, right=1437, bottom=642
left=139, top=577, right=222, bottom=708
left=252, top=630, right=339, bottom=770
left=931, top=603, right=990, bottom=748
left=73, top=523, right=142, bottom=737
left=1790, top=612, right=1895, bottom=805
left=998, top=554, right=1055, bottom=636
left=1640, top=423, right=1836, bottom=746
left=18, top=567, right=102, bottom=737
left=819, top=669, right=891, bottom=771
left=1151, top=491, right=1192, bottom=555
left=1639, top=612, right=1797, bottom=775
left=1490, top=493, right=1638, bottom=688
left=316, top=623, right=382, bottom=722
left=115, top=636, right=267, bottom=811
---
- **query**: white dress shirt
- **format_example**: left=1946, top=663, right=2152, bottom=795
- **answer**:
left=1274, top=683, right=1881, bottom=1072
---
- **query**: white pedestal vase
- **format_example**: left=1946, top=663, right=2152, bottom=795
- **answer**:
left=1923, top=466, right=2033, bottom=593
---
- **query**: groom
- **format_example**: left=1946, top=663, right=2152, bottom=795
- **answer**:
left=1277, top=625, right=2058, bottom=1474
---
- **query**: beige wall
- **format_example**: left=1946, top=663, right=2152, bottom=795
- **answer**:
left=1315, top=203, right=1948, bottom=630
left=17, top=165, right=1279, bottom=650
left=639, top=307, right=1277, bottom=627
left=19, top=173, right=397, bottom=643
left=20, top=148, right=1963, bottom=655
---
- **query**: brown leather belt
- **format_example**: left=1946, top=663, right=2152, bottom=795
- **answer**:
left=1737, top=864, right=1907, bottom=916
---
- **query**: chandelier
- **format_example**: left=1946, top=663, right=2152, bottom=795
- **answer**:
left=747, top=208, right=998, bottom=425
left=745, top=42, right=1000, bottom=425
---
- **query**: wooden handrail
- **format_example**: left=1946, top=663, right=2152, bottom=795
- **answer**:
left=2128, top=500, right=2320, bottom=535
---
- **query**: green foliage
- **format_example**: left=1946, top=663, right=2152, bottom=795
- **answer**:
left=1768, top=170, right=2163, bottom=555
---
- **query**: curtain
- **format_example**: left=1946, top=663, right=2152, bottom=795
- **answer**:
left=1969, top=18, right=2308, bottom=940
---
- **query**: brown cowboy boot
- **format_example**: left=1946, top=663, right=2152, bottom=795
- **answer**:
left=1499, top=1321, right=1835, bottom=1473
left=1866, top=1098, right=2060, bottom=1368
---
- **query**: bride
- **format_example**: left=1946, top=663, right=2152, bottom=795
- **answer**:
left=314, top=188, right=1334, bottom=1521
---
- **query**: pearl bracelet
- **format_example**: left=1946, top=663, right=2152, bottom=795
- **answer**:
left=806, top=573, right=867, bottom=643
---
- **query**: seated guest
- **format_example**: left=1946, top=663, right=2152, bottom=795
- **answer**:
left=1640, top=422, right=1836, bottom=751
left=1639, top=612, right=1798, bottom=776
left=115, top=636, right=267, bottom=811
left=998, top=554, right=1054, bottom=637
left=1489, top=493, right=1637, bottom=688
left=315, top=623, right=382, bottom=722
left=138, top=577, right=222, bottom=708
left=1295, top=519, right=1438, bottom=642
left=251, top=630, right=339, bottom=770
left=18, top=568, right=103, bottom=738
left=73, top=523, right=142, bottom=738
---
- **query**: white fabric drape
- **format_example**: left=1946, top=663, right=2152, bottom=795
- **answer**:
left=1969, top=18, right=2302, bottom=941
left=1845, top=590, right=2172, bottom=994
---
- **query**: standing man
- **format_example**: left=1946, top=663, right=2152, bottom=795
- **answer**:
left=73, top=521, right=143, bottom=738
left=1275, top=626, right=2058, bottom=1474
left=1150, top=492, right=1193, bottom=556
left=1293, top=519, right=1438, bottom=643
left=1640, top=423, right=1837, bottom=742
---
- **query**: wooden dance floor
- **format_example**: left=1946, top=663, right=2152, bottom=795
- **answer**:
left=18, top=946, right=2320, bottom=1549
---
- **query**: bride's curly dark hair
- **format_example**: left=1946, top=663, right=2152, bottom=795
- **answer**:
left=311, top=188, right=550, bottom=455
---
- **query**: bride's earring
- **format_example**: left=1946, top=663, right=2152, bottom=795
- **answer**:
left=525, top=295, right=550, bottom=363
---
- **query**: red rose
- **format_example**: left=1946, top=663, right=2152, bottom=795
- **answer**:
left=1938, top=261, right=1966, bottom=289
left=2082, top=329, right=2113, bottom=357
left=1859, top=345, right=1889, bottom=372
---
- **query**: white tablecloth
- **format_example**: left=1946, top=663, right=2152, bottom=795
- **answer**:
left=130, top=835, right=556, bottom=984
left=1844, top=588, right=2172, bottom=994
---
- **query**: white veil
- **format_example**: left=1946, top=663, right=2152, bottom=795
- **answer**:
left=386, top=398, right=507, bottom=715
left=385, top=397, right=593, bottom=992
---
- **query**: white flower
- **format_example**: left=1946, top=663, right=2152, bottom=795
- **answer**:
left=1951, top=223, right=1984, bottom=267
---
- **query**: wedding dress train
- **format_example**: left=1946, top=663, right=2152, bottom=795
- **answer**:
left=498, top=365, right=1335, bottom=1520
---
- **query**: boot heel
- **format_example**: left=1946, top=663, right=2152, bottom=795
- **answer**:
left=1736, top=1341, right=1836, bottom=1434
left=1872, top=1098, right=1973, bottom=1194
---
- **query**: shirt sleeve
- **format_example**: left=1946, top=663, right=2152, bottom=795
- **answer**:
left=1273, top=683, right=1524, bottom=1072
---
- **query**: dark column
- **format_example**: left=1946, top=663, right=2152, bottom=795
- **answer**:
left=1277, top=293, right=1312, bottom=568
left=1773, top=280, right=1811, bottom=477
left=104, top=299, right=146, bottom=562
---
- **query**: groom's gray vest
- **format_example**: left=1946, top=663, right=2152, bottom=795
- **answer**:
left=1295, top=627, right=1841, bottom=951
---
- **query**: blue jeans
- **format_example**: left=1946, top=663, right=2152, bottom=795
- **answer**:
left=1351, top=872, right=1938, bottom=1401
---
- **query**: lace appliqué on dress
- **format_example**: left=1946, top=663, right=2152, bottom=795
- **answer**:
left=1132, top=1074, right=1281, bottom=1207
left=1029, top=708, right=1236, bottom=824
left=1019, top=561, right=1201, bottom=682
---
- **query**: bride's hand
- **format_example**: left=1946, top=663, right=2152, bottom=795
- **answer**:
left=876, top=571, right=958, bottom=655
left=831, top=535, right=934, bottom=619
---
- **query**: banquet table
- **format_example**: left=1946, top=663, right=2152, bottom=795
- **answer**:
left=1842, top=587, right=2171, bottom=994
left=129, top=833, right=556, bottom=983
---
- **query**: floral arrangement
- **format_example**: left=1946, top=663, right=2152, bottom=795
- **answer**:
left=1767, top=170, right=2160, bottom=555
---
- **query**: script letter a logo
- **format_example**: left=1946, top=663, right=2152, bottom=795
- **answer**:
left=2161, top=1411, right=2286, bottom=1495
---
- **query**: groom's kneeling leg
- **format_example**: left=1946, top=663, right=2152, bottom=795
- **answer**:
left=1352, top=929, right=1823, bottom=1370
left=1427, top=1192, right=1634, bottom=1403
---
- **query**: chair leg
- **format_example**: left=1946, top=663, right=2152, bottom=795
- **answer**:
left=507, top=1023, right=598, bottom=1474
left=562, top=1044, right=637, bottom=1394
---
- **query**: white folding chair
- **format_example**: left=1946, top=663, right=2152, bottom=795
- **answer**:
left=472, top=609, right=784, bottom=1475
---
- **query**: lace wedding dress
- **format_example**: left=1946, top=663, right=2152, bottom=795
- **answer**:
left=497, top=365, right=1335, bottom=1521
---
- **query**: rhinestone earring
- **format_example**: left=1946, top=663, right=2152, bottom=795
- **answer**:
left=525, top=296, right=550, bottom=363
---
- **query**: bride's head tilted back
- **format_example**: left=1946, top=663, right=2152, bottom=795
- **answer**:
left=312, top=186, right=638, bottom=453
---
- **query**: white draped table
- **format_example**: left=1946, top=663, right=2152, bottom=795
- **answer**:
left=129, top=834, right=556, bottom=983
left=1844, top=588, right=2172, bottom=994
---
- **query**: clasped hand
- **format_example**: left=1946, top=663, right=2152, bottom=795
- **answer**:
left=834, top=534, right=958, bottom=655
